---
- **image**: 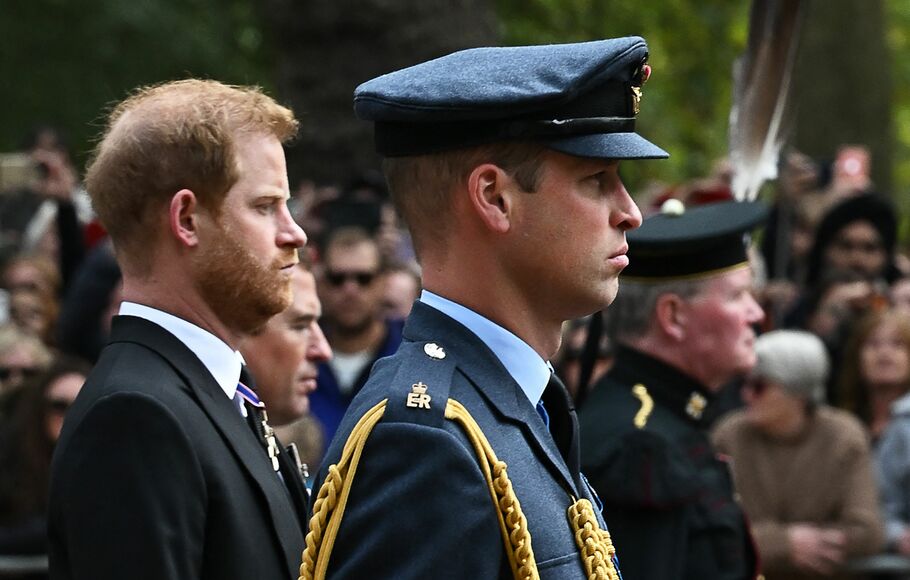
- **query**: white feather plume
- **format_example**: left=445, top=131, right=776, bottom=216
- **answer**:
left=729, top=0, right=805, bottom=201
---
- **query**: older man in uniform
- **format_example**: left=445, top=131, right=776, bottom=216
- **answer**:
left=301, top=38, right=667, bottom=579
left=579, top=200, right=767, bottom=580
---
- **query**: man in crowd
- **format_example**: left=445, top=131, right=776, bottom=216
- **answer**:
left=241, top=264, right=332, bottom=427
left=579, top=200, right=767, bottom=579
left=241, top=263, right=333, bottom=481
left=302, top=37, right=666, bottom=579
left=48, top=79, right=309, bottom=580
left=309, top=227, right=403, bottom=446
left=382, top=261, right=421, bottom=320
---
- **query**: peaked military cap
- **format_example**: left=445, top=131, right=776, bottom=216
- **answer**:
left=623, top=200, right=768, bottom=281
left=354, top=36, right=669, bottom=160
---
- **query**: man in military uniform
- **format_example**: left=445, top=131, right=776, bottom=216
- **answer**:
left=302, top=38, right=667, bottom=579
left=579, top=200, right=767, bottom=580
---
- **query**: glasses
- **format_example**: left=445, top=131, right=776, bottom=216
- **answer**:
left=325, top=270, right=378, bottom=287
left=0, top=366, right=40, bottom=382
left=46, top=398, right=74, bottom=415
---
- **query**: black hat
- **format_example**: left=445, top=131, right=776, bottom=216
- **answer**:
left=622, top=200, right=769, bottom=281
left=354, top=37, right=668, bottom=160
left=805, top=192, right=899, bottom=287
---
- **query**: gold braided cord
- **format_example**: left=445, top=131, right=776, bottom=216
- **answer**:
left=444, top=399, right=540, bottom=580
left=567, top=498, right=620, bottom=580
left=300, top=400, right=388, bottom=580
left=631, top=384, right=653, bottom=429
left=298, top=397, right=543, bottom=580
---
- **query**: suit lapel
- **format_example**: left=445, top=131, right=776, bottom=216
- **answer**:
left=108, top=316, right=303, bottom=577
left=403, top=303, right=579, bottom=496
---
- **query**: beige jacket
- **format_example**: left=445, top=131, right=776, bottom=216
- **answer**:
left=713, top=406, right=884, bottom=580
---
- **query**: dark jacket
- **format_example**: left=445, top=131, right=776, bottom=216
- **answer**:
left=48, top=316, right=307, bottom=580
left=309, top=301, right=607, bottom=579
left=579, top=345, right=759, bottom=580
left=310, top=318, right=404, bottom=446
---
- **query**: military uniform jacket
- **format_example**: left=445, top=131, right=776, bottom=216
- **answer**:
left=48, top=316, right=307, bottom=580
left=578, top=346, right=759, bottom=580
left=309, top=301, right=607, bottom=579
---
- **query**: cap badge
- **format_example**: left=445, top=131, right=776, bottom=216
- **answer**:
left=685, top=392, right=707, bottom=420
left=406, top=381, right=432, bottom=409
left=631, top=63, right=651, bottom=116
left=424, top=343, right=446, bottom=359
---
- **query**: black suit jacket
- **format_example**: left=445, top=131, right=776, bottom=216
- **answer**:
left=48, top=315, right=306, bottom=580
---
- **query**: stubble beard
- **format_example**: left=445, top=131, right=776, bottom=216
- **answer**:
left=195, top=232, right=294, bottom=336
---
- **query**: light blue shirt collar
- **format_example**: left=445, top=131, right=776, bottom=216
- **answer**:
left=419, top=290, right=551, bottom=406
left=119, top=302, right=244, bottom=402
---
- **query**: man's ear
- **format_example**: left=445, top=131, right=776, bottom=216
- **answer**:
left=466, top=163, right=514, bottom=234
left=169, top=189, right=202, bottom=248
left=654, top=293, right=688, bottom=341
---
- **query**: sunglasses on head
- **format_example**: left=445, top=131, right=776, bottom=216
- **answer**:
left=326, top=270, right=378, bottom=287
left=0, top=366, right=40, bottom=382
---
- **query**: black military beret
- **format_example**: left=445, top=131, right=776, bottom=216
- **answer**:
left=354, top=36, right=668, bottom=160
left=623, top=200, right=769, bottom=281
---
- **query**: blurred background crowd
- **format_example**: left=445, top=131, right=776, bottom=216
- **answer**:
left=2, top=125, right=910, bottom=580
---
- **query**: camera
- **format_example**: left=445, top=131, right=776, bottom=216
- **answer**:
left=0, top=153, right=48, bottom=193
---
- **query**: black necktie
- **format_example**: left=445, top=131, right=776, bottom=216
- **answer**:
left=540, top=373, right=582, bottom=483
left=239, top=366, right=310, bottom=523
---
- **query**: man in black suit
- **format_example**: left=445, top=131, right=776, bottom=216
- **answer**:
left=48, top=79, right=309, bottom=580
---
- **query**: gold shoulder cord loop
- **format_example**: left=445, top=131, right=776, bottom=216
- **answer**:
left=300, top=399, right=389, bottom=580
left=300, top=397, right=615, bottom=580
left=299, top=398, right=540, bottom=580
left=632, top=383, right=653, bottom=429
left=567, top=498, right=620, bottom=580
left=445, top=399, right=540, bottom=580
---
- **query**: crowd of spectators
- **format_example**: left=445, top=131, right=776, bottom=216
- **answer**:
left=1, top=124, right=910, bottom=579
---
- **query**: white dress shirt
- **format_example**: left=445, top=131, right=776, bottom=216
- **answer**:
left=118, top=302, right=244, bottom=402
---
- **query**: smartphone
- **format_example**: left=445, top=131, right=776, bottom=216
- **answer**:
left=833, top=146, right=870, bottom=182
left=0, top=153, right=40, bottom=192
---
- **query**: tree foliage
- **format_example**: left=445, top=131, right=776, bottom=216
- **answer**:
left=1, top=0, right=909, bottom=237
left=496, top=0, right=750, bottom=192
left=0, top=0, right=273, bottom=164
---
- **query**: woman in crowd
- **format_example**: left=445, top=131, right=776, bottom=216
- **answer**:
left=713, top=330, right=883, bottom=579
left=0, top=355, right=91, bottom=557
left=786, top=193, right=899, bottom=402
left=0, top=324, right=52, bottom=394
left=892, top=276, right=910, bottom=316
left=873, top=309, right=910, bottom=556
left=837, top=309, right=910, bottom=443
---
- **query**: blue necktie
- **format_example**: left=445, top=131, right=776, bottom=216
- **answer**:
left=536, top=399, right=550, bottom=429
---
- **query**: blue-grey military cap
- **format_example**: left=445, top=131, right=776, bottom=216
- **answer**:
left=354, top=36, right=669, bottom=160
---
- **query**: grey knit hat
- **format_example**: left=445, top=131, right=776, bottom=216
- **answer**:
left=753, top=330, right=829, bottom=403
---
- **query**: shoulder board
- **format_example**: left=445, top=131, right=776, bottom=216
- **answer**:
left=379, top=340, right=456, bottom=429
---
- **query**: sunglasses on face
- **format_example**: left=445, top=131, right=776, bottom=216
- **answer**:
left=325, top=270, right=378, bottom=288
left=0, top=366, right=40, bottom=382
left=45, top=398, right=73, bottom=415
left=743, top=377, right=769, bottom=397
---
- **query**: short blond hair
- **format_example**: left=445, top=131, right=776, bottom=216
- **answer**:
left=86, top=79, right=298, bottom=270
left=382, top=141, right=545, bottom=256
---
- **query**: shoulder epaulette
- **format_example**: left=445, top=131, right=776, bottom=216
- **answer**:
left=379, top=341, right=456, bottom=429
